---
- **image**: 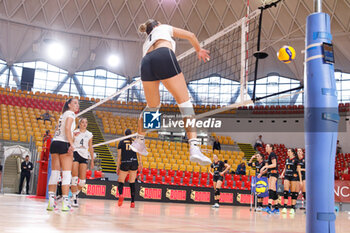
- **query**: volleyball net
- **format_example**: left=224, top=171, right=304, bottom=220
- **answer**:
left=177, top=9, right=261, bottom=102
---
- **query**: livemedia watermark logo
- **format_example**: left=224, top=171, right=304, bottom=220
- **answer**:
left=143, top=110, right=222, bottom=130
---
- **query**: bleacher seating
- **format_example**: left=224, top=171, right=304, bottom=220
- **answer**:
left=0, top=88, right=65, bottom=152
left=138, top=166, right=251, bottom=190
left=249, top=103, right=349, bottom=115
left=336, top=153, right=350, bottom=179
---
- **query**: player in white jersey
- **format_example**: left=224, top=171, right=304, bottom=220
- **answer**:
left=71, top=118, right=94, bottom=207
left=130, top=19, right=211, bottom=166
left=47, top=98, right=79, bottom=211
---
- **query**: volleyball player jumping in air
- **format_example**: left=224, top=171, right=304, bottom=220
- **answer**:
left=248, top=153, right=267, bottom=211
left=71, top=118, right=94, bottom=207
left=130, top=19, right=211, bottom=166
left=47, top=98, right=79, bottom=211
left=210, top=154, right=230, bottom=208
left=117, top=129, right=142, bottom=208
left=259, top=144, right=279, bottom=214
left=280, top=148, right=299, bottom=214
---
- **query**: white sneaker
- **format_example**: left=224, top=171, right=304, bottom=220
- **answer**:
left=212, top=203, right=220, bottom=208
left=190, top=146, right=212, bottom=165
left=130, top=139, right=148, bottom=156
left=61, top=197, right=71, bottom=212
left=256, top=207, right=263, bottom=212
left=72, top=198, right=79, bottom=207
left=46, top=196, right=56, bottom=211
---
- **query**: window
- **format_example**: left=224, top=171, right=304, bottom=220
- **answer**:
left=336, top=72, right=350, bottom=103
left=1, top=59, right=349, bottom=106
left=248, top=75, right=302, bottom=106
left=0, top=61, right=8, bottom=86
left=188, top=76, right=240, bottom=106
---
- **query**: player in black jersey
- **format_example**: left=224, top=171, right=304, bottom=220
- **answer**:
left=280, top=148, right=299, bottom=214
left=248, top=153, right=267, bottom=211
left=259, top=144, right=279, bottom=214
left=116, top=129, right=142, bottom=208
left=210, top=154, right=230, bottom=208
left=297, top=148, right=306, bottom=205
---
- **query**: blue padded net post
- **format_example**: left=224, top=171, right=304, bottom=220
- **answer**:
left=305, top=1, right=338, bottom=232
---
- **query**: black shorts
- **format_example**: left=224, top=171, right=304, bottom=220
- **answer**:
left=285, top=175, right=298, bottom=182
left=120, top=162, right=138, bottom=172
left=301, top=172, right=306, bottom=181
left=141, top=47, right=182, bottom=82
left=73, top=151, right=88, bottom=164
left=50, top=141, right=70, bottom=154
left=268, top=173, right=279, bottom=179
left=213, top=175, right=223, bottom=182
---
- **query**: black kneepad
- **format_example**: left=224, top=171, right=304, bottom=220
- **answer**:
left=215, top=188, right=220, bottom=196
left=268, top=189, right=273, bottom=198
left=292, top=192, right=298, bottom=200
left=272, top=191, right=278, bottom=200
left=283, top=190, right=289, bottom=199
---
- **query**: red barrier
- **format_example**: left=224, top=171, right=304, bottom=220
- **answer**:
left=36, top=136, right=51, bottom=197
left=334, top=180, right=350, bottom=203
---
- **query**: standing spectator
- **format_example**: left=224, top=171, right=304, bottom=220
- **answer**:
left=18, top=155, right=33, bottom=194
left=336, top=140, right=342, bottom=155
left=254, top=135, right=264, bottom=150
left=42, top=130, right=51, bottom=144
left=213, top=137, right=221, bottom=151
left=236, top=162, right=246, bottom=175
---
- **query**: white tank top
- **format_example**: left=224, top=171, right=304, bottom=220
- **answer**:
left=142, top=24, right=175, bottom=57
left=53, top=110, right=76, bottom=143
left=73, top=129, right=93, bottom=159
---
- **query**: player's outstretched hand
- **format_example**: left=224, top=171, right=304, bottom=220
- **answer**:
left=197, top=49, right=210, bottom=63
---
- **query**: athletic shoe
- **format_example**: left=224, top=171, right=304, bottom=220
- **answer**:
left=118, top=195, right=124, bottom=207
left=46, top=197, right=56, bottom=211
left=212, top=203, right=220, bottom=208
left=72, top=198, right=79, bottom=207
left=281, top=208, right=287, bottom=214
left=256, top=207, right=263, bottom=212
left=61, top=197, right=71, bottom=212
left=189, top=146, right=212, bottom=165
left=262, top=206, right=272, bottom=214
left=130, top=202, right=135, bottom=208
left=290, top=208, right=295, bottom=214
left=272, top=208, right=280, bottom=214
left=130, top=140, right=148, bottom=156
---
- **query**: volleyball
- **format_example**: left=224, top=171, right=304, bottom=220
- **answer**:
left=277, top=46, right=296, bottom=64
left=256, top=180, right=268, bottom=194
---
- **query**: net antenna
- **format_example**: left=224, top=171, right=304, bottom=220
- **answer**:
left=252, top=0, right=285, bottom=102
left=177, top=9, right=261, bottom=104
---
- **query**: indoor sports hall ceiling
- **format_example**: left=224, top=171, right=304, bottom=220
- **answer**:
left=0, top=0, right=349, bottom=82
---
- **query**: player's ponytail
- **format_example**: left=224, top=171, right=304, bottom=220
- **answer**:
left=139, top=19, right=159, bottom=35
left=62, top=98, right=73, bottom=114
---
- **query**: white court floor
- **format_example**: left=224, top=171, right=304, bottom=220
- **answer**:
left=0, top=194, right=349, bottom=233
